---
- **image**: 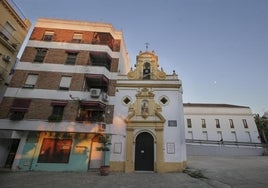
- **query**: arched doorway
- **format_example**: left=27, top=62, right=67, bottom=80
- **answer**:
left=135, top=132, right=154, bottom=171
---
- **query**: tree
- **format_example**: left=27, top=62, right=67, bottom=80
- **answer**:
left=254, top=114, right=268, bottom=143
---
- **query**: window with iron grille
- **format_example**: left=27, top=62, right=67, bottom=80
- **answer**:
left=9, top=99, right=31, bottom=121
left=243, top=119, right=248, bottom=128
left=187, top=118, right=192, bottom=128
left=42, top=31, right=54, bottom=41
left=201, top=119, right=206, bottom=128
left=168, top=120, right=177, bottom=127
left=65, top=52, right=77, bottom=65
left=216, top=119, right=220, bottom=128
left=34, top=48, right=47, bottom=63
left=229, top=119, right=234, bottom=128
left=72, top=33, right=83, bottom=43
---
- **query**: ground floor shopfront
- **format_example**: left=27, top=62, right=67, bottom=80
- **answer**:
left=1, top=129, right=187, bottom=173
left=0, top=130, right=109, bottom=172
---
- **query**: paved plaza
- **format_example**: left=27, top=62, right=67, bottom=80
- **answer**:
left=1, top=156, right=268, bottom=188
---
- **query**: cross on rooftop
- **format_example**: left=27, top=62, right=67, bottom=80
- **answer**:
left=145, top=42, right=149, bottom=51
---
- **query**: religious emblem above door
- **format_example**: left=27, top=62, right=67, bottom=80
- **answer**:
left=125, top=88, right=165, bottom=124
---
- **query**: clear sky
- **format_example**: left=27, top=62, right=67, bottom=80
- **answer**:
left=13, top=0, right=268, bottom=115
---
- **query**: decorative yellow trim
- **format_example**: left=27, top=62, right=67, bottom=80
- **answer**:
left=125, top=128, right=134, bottom=173
left=110, top=161, right=125, bottom=172
left=117, top=83, right=181, bottom=88
left=156, top=161, right=187, bottom=173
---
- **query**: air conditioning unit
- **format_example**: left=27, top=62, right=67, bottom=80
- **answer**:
left=90, top=88, right=101, bottom=98
left=102, top=92, right=108, bottom=102
left=98, top=123, right=106, bottom=132
left=2, top=55, right=11, bottom=62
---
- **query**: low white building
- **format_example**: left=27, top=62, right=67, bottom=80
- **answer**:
left=184, top=103, right=263, bottom=156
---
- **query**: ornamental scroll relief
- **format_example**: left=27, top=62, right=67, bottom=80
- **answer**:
left=125, top=88, right=165, bottom=123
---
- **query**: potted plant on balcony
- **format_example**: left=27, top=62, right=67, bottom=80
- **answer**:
left=97, top=134, right=111, bottom=176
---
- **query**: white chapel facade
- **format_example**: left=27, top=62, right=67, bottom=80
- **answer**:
left=112, top=50, right=187, bottom=172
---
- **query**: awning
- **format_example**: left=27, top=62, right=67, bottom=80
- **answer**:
left=10, top=99, right=31, bottom=112
left=90, top=51, right=111, bottom=58
left=65, top=50, right=79, bottom=54
left=51, top=100, right=68, bottom=106
left=80, top=101, right=106, bottom=109
left=85, top=74, right=109, bottom=84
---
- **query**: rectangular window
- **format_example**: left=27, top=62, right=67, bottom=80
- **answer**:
left=42, top=31, right=54, bottom=41
left=217, top=131, right=223, bottom=140
left=84, top=74, right=109, bottom=92
left=243, top=119, right=248, bottom=129
left=48, top=101, right=67, bottom=122
left=48, top=106, right=64, bottom=122
left=216, top=119, right=220, bottom=128
left=168, top=120, right=177, bottom=127
left=231, top=131, right=237, bottom=142
left=201, top=119, right=206, bottom=128
left=59, top=76, right=72, bottom=90
left=1, top=21, right=16, bottom=41
left=65, top=52, right=77, bottom=65
left=187, top=118, right=192, bottom=128
left=34, top=48, right=47, bottom=63
left=72, top=33, right=83, bottom=43
left=202, top=131, right=208, bottom=140
left=246, top=131, right=252, bottom=142
left=229, top=119, right=234, bottom=128
left=187, top=131, right=193, bottom=140
left=52, top=106, right=64, bottom=116
left=24, top=74, right=38, bottom=88
left=9, top=99, right=31, bottom=120
left=37, top=138, right=72, bottom=163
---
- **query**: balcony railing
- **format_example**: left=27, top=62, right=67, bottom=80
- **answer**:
left=0, top=24, right=20, bottom=52
left=6, top=0, right=27, bottom=21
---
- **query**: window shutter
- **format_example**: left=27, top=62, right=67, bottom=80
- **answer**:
left=25, top=74, right=38, bottom=86
left=60, top=76, right=72, bottom=88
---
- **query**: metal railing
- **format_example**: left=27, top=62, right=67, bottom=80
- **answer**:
left=186, top=139, right=268, bottom=148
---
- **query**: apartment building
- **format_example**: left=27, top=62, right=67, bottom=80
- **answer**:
left=0, top=0, right=31, bottom=100
left=0, top=18, right=130, bottom=171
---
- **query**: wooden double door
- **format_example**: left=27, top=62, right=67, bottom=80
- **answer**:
left=135, top=132, right=154, bottom=171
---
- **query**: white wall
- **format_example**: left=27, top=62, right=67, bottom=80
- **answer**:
left=184, top=105, right=261, bottom=143
left=111, top=86, right=187, bottom=163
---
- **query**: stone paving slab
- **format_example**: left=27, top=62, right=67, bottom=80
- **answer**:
left=187, top=156, right=268, bottom=188
left=0, top=171, right=210, bottom=188
left=1, top=156, right=268, bottom=188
